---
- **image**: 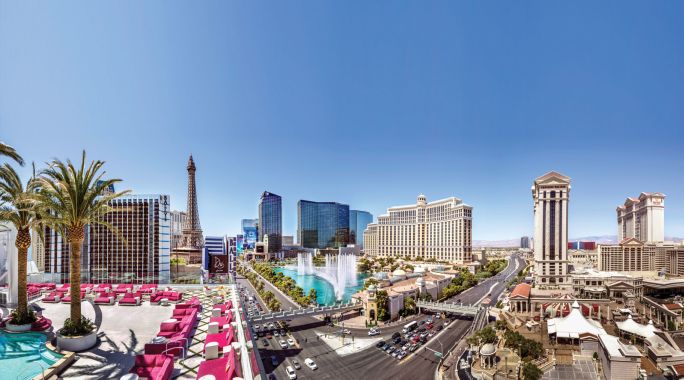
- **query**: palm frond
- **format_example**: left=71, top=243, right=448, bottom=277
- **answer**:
left=0, top=141, right=24, bottom=166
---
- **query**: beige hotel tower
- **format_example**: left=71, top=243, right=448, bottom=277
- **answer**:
left=532, top=172, right=571, bottom=287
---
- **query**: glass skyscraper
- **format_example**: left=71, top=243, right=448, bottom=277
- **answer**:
left=258, top=191, right=282, bottom=253
left=349, top=210, right=373, bottom=247
left=297, top=200, right=350, bottom=249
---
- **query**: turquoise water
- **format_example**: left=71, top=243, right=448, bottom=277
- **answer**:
left=275, top=267, right=369, bottom=305
left=0, top=331, right=64, bottom=380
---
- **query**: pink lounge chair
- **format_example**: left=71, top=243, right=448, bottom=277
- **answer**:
left=113, top=284, right=134, bottom=294
left=93, top=283, right=112, bottom=293
left=31, top=317, right=52, bottom=331
left=118, top=292, right=141, bottom=306
left=139, top=284, right=158, bottom=294
left=41, top=291, right=65, bottom=303
left=94, top=292, right=116, bottom=305
left=57, top=283, right=70, bottom=292
left=129, top=354, right=174, bottom=380
left=61, top=291, right=86, bottom=303
left=210, top=314, right=233, bottom=329
left=150, top=291, right=183, bottom=304
left=203, top=326, right=235, bottom=354
left=196, top=353, right=237, bottom=380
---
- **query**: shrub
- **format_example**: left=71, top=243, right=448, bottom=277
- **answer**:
left=9, top=308, right=37, bottom=325
left=60, top=316, right=95, bottom=336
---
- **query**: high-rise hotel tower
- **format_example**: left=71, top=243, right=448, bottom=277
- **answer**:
left=532, top=172, right=571, bottom=287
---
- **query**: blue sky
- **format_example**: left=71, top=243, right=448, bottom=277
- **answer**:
left=1, top=2, right=683, bottom=240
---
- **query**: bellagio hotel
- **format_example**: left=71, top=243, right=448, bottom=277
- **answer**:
left=363, top=194, right=473, bottom=264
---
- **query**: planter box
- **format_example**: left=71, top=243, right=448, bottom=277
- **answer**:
left=56, top=330, right=97, bottom=352
left=5, top=322, right=32, bottom=332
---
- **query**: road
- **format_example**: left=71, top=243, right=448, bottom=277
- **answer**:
left=237, top=254, right=526, bottom=380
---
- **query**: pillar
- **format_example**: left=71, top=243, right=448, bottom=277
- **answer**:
left=607, top=305, right=611, bottom=321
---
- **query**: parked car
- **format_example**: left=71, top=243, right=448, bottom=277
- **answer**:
left=287, top=338, right=295, bottom=347
left=304, top=358, right=318, bottom=370
left=391, top=332, right=401, bottom=339
left=279, top=340, right=287, bottom=349
left=291, top=359, right=301, bottom=370
left=437, top=325, right=444, bottom=331
left=376, top=341, right=386, bottom=348
left=402, top=343, right=411, bottom=351
left=262, top=339, right=269, bottom=346
left=274, top=330, right=280, bottom=337
left=409, top=344, right=418, bottom=352
left=426, top=323, right=433, bottom=330
left=368, top=328, right=380, bottom=336
left=397, top=350, right=407, bottom=360
left=286, top=366, right=297, bottom=380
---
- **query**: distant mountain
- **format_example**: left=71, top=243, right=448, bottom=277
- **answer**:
left=474, top=234, right=683, bottom=248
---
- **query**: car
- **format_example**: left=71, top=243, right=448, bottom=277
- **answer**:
left=287, top=338, right=295, bottom=346
left=387, top=347, right=395, bottom=355
left=411, top=335, right=420, bottom=343
left=383, top=343, right=392, bottom=351
left=280, top=329, right=286, bottom=335
left=402, top=343, right=411, bottom=351
left=437, top=325, right=444, bottom=331
left=291, top=359, right=301, bottom=370
left=286, top=366, right=297, bottom=380
left=376, top=341, right=385, bottom=348
left=304, top=358, right=317, bottom=370
left=420, top=336, right=427, bottom=344
left=368, top=328, right=380, bottom=336
left=279, top=340, right=287, bottom=348
left=393, top=337, right=401, bottom=344
left=271, top=356, right=278, bottom=366
left=409, top=344, right=418, bottom=352
left=418, top=320, right=426, bottom=325
left=397, top=350, right=407, bottom=360
left=392, top=332, right=401, bottom=339
left=266, top=333, right=273, bottom=339
left=426, top=323, right=433, bottom=330
left=273, top=330, right=280, bottom=337
left=429, top=332, right=435, bottom=337
left=262, top=339, right=270, bottom=346
left=343, top=329, right=351, bottom=335
left=444, top=319, right=450, bottom=325
left=427, top=317, right=433, bottom=324
left=254, top=324, right=261, bottom=330
left=420, top=332, right=429, bottom=338
left=392, top=350, right=400, bottom=358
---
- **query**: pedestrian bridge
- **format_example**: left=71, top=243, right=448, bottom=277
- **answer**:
left=416, top=300, right=480, bottom=316
left=248, top=301, right=363, bottom=323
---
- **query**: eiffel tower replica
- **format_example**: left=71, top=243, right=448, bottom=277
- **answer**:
left=172, top=155, right=204, bottom=266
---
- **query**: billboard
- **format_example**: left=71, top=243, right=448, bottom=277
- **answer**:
left=236, top=234, right=244, bottom=254
left=209, top=254, right=229, bottom=274
left=243, top=226, right=257, bottom=250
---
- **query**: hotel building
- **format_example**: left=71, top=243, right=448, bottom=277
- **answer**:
left=31, top=227, right=45, bottom=272
left=259, top=191, right=282, bottom=253
left=532, top=171, right=571, bottom=286
left=297, top=200, right=350, bottom=249
left=349, top=210, right=373, bottom=248
left=363, top=194, right=472, bottom=263
left=598, top=238, right=674, bottom=274
left=617, top=193, right=665, bottom=243
left=89, top=194, right=171, bottom=284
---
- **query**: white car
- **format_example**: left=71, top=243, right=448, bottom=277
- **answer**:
left=304, top=358, right=318, bottom=370
left=279, top=340, right=288, bottom=349
left=287, top=338, right=295, bottom=346
left=286, top=366, right=297, bottom=379
left=254, top=325, right=261, bottom=330
left=343, top=329, right=351, bottom=335
left=368, top=328, right=380, bottom=336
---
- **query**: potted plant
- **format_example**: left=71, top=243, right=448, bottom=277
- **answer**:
left=55, top=316, right=97, bottom=352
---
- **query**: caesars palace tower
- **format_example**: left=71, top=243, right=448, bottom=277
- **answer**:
left=532, top=171, right=571, bottom=287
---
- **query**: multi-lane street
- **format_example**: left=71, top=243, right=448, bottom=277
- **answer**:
left=237, top=254, right=526, bottom=380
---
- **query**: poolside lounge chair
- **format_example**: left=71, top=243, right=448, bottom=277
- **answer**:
left=196, top=353, right=237, bottom=380
left=139, top=284, right=158, bottom=294
left=94, top=292, right=116, bottom=305
left=61, top=290, right=86, bottom=303
left=150, top=290, right=183, bottom=304
left=93, top=283, right=112, bottom=293
left=31, top=316, right=52, bottom=331
left=113, top=283, right=134, bottom=295
left=203, top=326, right=235, bottom=359
left=129, top=354, right=174, bottom=380
left=118, top=291, right=141, bottom=306
left=41, top=291, right=65, bottom=303
left=57, top=283, right=70, bottom=292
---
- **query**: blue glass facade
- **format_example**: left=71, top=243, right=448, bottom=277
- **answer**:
left=258, top=191, right=282, bottom=253
left=297, top=200, right=350, bottom=249
left=349, top=210, right=373, bottom=247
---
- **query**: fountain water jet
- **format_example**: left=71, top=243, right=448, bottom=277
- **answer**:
left=296, top=251, right=358, bottom=301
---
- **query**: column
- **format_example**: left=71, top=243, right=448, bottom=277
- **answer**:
left=607, top=305, right=611, bottom=321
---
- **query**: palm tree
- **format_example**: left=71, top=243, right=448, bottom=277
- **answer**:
left=0, top=141, right=24, bottom=165
left=34, top=151, right=129, bottom=333
left=0, top=164, right=39, bottom=323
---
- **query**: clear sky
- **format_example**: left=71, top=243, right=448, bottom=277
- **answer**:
left=1, top=2, right=683, bottom=241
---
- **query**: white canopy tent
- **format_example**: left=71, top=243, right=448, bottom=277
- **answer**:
left=616, top=315, right=660, bottom=339
left=547, top=300, right=606, bottom=341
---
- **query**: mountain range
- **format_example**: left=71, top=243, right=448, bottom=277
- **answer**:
left=473, top=235, right=684, bottom=248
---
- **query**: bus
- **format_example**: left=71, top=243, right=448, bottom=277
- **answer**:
left=402, top=321, right=418, bottom=334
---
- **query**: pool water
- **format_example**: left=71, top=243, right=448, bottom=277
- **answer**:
left=275, top=267, right=369, bottom=305
left=0, top=331, right=63, bottom=380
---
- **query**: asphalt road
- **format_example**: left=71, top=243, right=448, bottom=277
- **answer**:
left=237, top=254, right=526, bottom=380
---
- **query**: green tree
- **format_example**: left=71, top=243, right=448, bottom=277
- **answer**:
left=35, top=151, right=129, bottom=334
left=522, top=362, right=542, bottom=380
left=400, top=296, right=416, bottom=317
left=0, top=141, right=24, bottom=166
left=376, top=290, right=390, bottom=321
left=0, top=164, right=40, bottom=323
left=308, top=288, right=318, bottom=304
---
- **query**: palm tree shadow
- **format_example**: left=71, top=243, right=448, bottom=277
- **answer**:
left=61, top=328, right=140, bottom=379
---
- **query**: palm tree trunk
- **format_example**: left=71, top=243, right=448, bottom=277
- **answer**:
left=70, top=239, right=82, bottom=324
left=16, top=246, right=28, bottom=316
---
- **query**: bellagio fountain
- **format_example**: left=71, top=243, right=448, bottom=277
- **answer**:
left=296, top=251, right=358, bottom=301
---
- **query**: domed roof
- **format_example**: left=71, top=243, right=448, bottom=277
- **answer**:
left=392, top=269, right=406, bottom=277
left=480, top=343, right=496, bottom=356
left=368, top=284, right=377, bottom=292
left=414, top=266, right=426, bottom=273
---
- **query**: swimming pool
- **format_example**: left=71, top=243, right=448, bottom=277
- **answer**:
left=0, top=331, right=64, bottom=380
